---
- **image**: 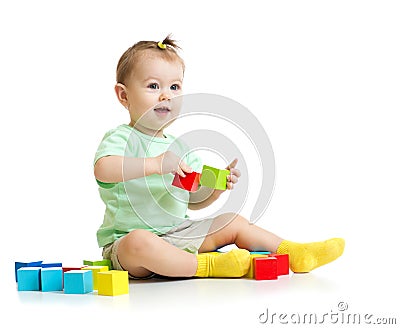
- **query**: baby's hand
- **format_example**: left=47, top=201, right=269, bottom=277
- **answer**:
left=155, top=151, right=192, bottom=177
left=226, top=158, right=241, bottom=190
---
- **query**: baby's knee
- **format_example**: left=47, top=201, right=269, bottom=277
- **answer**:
left=225, top=212, right=249, bottom=225
left=215, top=212, right=249, bottom=230
left=120, top=229, right=156, bottom=255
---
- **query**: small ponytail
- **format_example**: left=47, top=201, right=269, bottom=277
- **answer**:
left=158, top=34, right=181, bottom=50
left=116, top=34, right=184, bottom=84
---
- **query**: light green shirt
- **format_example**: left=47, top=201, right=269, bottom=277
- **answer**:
left=94, top=124, right=202, bottom=247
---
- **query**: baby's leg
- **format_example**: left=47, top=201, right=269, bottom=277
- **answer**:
left=117, top=229, right=250, bottom=278
left=117, top=229, right=198, bottom=278
left=199, top=212, right=284, bottom=253
left=199, top=213, right=345, bottom=273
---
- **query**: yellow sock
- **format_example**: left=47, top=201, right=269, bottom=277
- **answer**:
left=277, top=238, right=345, bottom=273
left=195, top=249, right=250, bottom=277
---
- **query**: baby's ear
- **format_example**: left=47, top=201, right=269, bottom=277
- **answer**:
left=114, top=83, right=129, bottom=109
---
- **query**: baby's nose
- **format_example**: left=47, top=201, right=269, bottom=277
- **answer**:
left=159, top=90, right=171, bottom=102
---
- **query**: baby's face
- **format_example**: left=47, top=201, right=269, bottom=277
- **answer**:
left=124, top=54, right=183, bottom=137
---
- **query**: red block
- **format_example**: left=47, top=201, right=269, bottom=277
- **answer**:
left=254, top=257, right=278, bottom=280
left=269, top=253, right=289, bottom=275
left=172, top=171, right=201, bottom=192
left=62, top=266, right=87, bottom=273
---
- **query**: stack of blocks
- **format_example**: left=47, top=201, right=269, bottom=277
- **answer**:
left=16, top=259, right=129, bottom=296
left=172, top=165, right=231, bottom=192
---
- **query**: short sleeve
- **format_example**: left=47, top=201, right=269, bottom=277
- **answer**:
left=94, top=127, right=130, bottom=165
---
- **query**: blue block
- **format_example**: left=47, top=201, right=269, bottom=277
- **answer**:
left=64, top=270, right=93, bottom=294
left=41, top=267, right=63, bottom=292
left=17, top=267, right=42, bottom=291
left=15, top=261, right=43, bottom=282
left=250, top=251, right=271, bottom=255
left=41, top=262, right=63, bottom=268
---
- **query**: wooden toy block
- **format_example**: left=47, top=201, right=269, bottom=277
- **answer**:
left=41, top=267, right=63, bottom=292
left=15, top=261, right=43, bottom=282
left=269, top=253, right=289, bottom=275
left=83, top=259, right=112, bottom=270
left=172, top=171, right=201, bottom=192
left=17, top=267, right=42, bottom=291
left=254, top=257, right=278, bottom=280
left=250, top=251, right=271, bottom=255
left=82, top=265, right=109, bottom=290
left=245, top=254, right=269, bottom=278
left=41, top=262, right=62, bottom=268
left=200, top=165, right=230, bottom=190
left=63, top=266, right=87, bottom=273
left=64, top=270, right=93, bottom=294
left=97, top=270, right=129, bottom=296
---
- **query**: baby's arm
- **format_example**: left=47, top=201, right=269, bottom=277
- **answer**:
left=94, top=151, right=192, bottom=183
left=188, top=186, right=220, bottom=210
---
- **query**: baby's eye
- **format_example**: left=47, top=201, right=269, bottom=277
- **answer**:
left=170, top=84, right=181, bottom=91
left=148, top=83, right=159, bottom=89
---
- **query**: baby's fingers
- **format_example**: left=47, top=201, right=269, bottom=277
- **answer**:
left=229, top=168, right=241, bottom=179
left=226, top=168, right=240, bottom=190
left=177, top=161, right=193, bottom=177
left=226, top=181, right=234, bottom=190
left=227, top=173, right=239, bottom=185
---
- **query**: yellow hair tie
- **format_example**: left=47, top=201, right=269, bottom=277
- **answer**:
left=157, top=41, right=167, bottom=49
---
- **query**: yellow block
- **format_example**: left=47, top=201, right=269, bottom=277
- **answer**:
left=97, top=270, right=129, bottom=296
left=244, top=254, right=269, bottom=278
left=81, top=265, right=108, bottom=290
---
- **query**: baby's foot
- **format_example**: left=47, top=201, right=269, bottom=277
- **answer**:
left=277, top=238, right=345, bottom=273
left=195, top=249, right=250, bottom=277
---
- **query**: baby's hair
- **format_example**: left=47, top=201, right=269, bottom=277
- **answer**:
left=116, top=34, right=185, bottom=85
left=159, top=34, right=181, bottom=50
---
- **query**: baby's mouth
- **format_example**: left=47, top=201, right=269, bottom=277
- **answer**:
left=154, top=106, right=171, bottom=114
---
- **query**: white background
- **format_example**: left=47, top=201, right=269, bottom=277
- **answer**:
left=1, top=0, right=399, bottom=327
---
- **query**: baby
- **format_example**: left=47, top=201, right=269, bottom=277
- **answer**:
left=94, top=35, right=345, bottom=279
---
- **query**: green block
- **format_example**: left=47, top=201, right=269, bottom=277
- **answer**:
left=200, top=165, right=230, bottom=190
left=83, top=259, right=112, bottom=270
